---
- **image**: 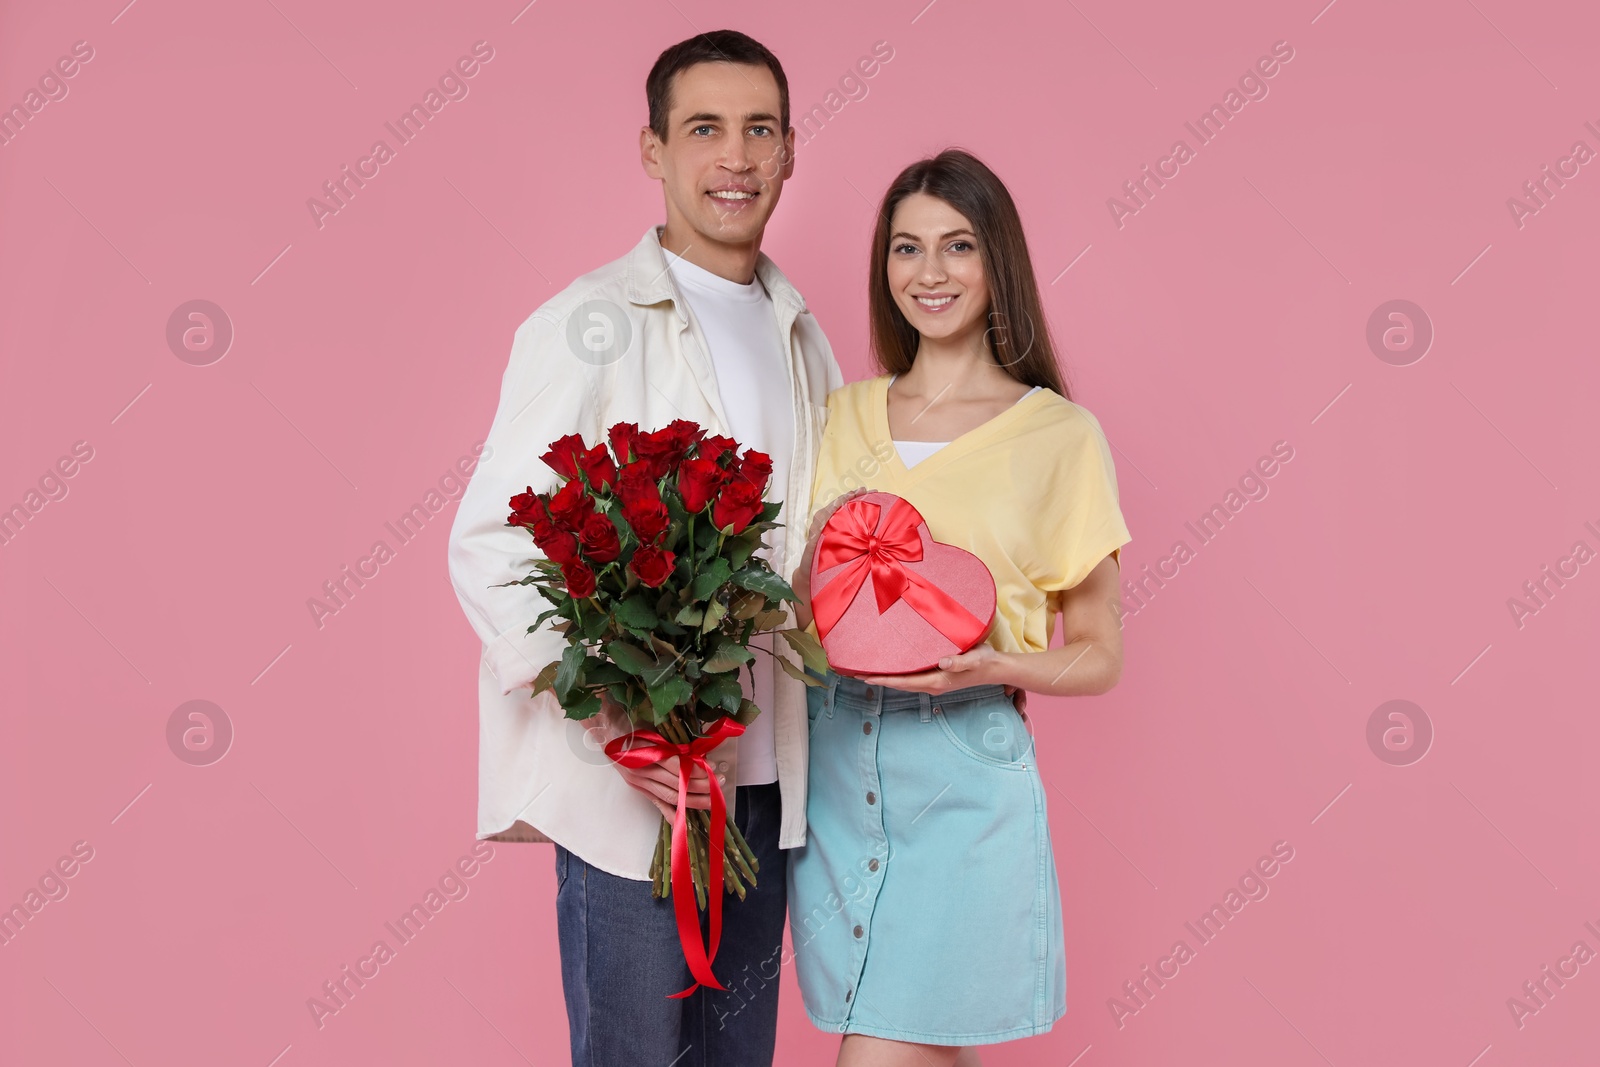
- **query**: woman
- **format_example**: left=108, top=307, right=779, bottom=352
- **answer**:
left=786, top=148, right=1132, bottom=1067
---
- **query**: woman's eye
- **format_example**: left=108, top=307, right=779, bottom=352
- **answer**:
left=949, top=241, right=972, bottom=252
left=893, top=243, right=919, bottom=255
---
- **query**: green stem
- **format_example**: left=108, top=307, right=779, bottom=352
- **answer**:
left=656, top=816, right=672, bottom=899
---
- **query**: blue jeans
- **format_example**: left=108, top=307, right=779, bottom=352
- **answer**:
left=553, top=781, right=788, bottom=1066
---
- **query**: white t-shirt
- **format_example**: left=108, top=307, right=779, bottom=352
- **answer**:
left=664, top=251, right=792, bottom=786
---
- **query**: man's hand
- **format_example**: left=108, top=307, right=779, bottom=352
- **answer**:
left=587, top=693, right=720, bottom=820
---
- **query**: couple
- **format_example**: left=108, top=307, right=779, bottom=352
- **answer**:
left=446, top=28, right=1131, bottom=1067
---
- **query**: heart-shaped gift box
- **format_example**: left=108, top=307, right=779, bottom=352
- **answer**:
left=809, top=491, right=997, bottom=675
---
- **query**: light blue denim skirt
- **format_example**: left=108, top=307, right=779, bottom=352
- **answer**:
left=786, top=670, right=1067, bottom=1045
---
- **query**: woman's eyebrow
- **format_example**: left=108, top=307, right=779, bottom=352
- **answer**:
left=888, top=229, right=977, bottom=241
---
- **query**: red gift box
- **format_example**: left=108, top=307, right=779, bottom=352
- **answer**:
left=809, top=491, right=997, bottom=675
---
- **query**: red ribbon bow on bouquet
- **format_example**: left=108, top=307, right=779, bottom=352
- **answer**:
left=604, top=717, right=746, bottom=998
left=811, top=496, right=990, bottom=649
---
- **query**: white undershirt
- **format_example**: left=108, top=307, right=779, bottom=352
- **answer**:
left=889, top=373, right=1041, bottom=467
left=665, top=251, right=791, bottom=786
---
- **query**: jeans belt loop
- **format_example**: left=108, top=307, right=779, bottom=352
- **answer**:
left=918, top=692, right=932, bottom=723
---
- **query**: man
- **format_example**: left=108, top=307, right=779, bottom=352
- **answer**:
left=446, top=29, right=842, bottom=1066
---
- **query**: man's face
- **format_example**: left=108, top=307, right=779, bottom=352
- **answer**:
left=643, top=61, right=794, bottom=249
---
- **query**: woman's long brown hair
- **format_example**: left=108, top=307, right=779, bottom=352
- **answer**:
left=868, top=148, right=1071, bottom=400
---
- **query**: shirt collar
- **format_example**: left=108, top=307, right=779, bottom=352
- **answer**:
left=624, top=224, right=807, bottom=322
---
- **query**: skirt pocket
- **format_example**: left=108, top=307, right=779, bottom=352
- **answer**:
left=932, top=693, right=1035, bottom=769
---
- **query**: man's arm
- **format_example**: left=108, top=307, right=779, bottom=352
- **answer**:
left=448, top=310, right=600, bottom=695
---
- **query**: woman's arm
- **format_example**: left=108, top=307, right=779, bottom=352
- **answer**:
left=849, top=553, right=1125, bottom=698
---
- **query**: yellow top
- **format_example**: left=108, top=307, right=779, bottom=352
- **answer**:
left=802, top=374, right=1132, bottom=655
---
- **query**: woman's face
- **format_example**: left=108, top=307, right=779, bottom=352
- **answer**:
left=885, top=192, right=990, bottom=348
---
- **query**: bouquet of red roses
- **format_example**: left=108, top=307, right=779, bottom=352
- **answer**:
left=497, top=418, right=827, bottom=996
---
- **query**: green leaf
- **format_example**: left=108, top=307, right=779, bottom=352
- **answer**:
left=729, top=590, right=765, bottom=621
left=562, top=689, right=603, bottom=721
left=777, top=627, right=831, bottom=674
left=530, top=660, right=560, bottom=697
left=702, top=642, right=755, bottom=674
left=774, top=651, right=828, bottom=687
left=647, top=676, right=693, bottom=720
left=580, top=608, right=610, bottom=639
left=734, top=697, right=763, bottom=725
left=675, top=603, right=706, bottom=627
left=584, top=660, right=631, bottom=686
left=555, top=643, right=588, bottom=700
left=698, top=673, right=744, bottom=714
left=605, top=640, right=657, bottom=677
left=731, top=567, right=792, bottom=602
left=699, top=596, right=728, bottom=634
left=752, top=607, right=788, bottom=631
left=615, top=595, right=659, bottom=630
left=692, top=558, right=733, bottom=601
left=727, top=531, right=761, bottom=570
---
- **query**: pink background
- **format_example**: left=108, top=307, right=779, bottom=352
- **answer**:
left=3, top=0, right=1598, bottom=1063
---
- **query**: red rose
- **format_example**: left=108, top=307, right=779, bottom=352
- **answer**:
left=622, top=496, right=670, bottom=545
left=677, top=457, right=728, bottom=513
left=737, top=449, right=773, bottom=491
left=713, top=479, right=764, bottom=534
left=540, top=434, right=588, bottom=481
left=608, top=423, right=640, bottom=464
left=629, top=544, right=676, bottom=588
left=663, top=419, right=705, bottom=453
left=579, top=511, right=621, bottom=563
left=548, top=479, right=596, bottom=529
left=507, top=485, right=544, bottom=526
left=561, top=561, right=597, bottom=598
left=534, top=522, right=581, bottom=566
left=633, top=433, right=681, bottom=480
left=617, top=459, right=659, bottom=497
left=699, top=434, right=738, bottom=465
left=576, top=443, right=618, bottom=493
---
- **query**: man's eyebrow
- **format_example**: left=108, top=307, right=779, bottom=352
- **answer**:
left=679, top=111, right=781, bottom=127
left=888, top=229, right=977, bottom=242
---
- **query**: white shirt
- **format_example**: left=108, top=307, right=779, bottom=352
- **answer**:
left=446, top=225, right=843, bottom=879
left=663, top=250, right=791, bottom=786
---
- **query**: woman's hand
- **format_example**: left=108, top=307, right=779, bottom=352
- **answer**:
left=588, top=692, right=718, bottom=818
left=791, top=486, right=875, bottom=631
left=846, top=643, right=1012, bottom=695
left=847, top=645, right=1030, bottom=715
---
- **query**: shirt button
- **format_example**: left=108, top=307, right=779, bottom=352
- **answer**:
left=716, top=760, right=729, bottom=772
left=862, top=721, right=873, bottom=735
left=868, top=858, right=880, bottom=872
left=845, top=988, right=853, bottom=1002
left=866, top=791, right=876, bottom=805
left=853, top=924, right=864, bottom=938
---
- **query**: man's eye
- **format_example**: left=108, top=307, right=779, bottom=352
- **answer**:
left=750, top=126, right=772, bottom=136
left=694, top=125, right=714, bottom=135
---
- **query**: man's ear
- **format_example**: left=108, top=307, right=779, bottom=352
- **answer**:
left=780, top=128, right=796, bottom=181
left=641, top=125, right=664, bottom=180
